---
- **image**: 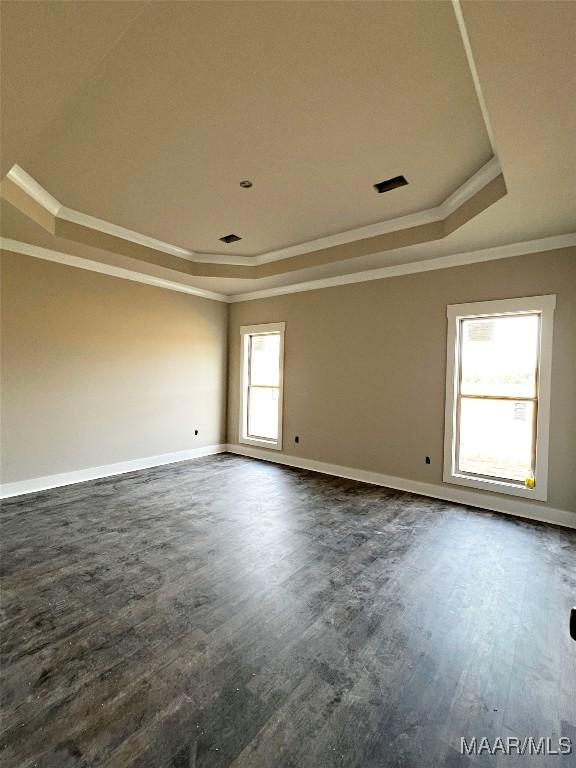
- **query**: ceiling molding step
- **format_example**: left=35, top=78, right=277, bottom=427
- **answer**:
left=3, top=158, right=502, bottom=269
left=0, top=238, right=230, bottom=303
left=3, top=233, right=574, bottom=305
left=451, top=0, right=498, bottom=157
left=437, top=156, right=500, bottom=217
left=254, top=157, right=502, bottom=265
left=5, top=165, right=62, bottom=216
left=57, top=206, right=199, bottom=261
left=229, top=233, right=576, bottom=302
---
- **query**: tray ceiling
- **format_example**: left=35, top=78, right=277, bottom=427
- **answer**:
left=1, top=0, right=575, bottom=298
left=1, top=1, right=492, bottom=257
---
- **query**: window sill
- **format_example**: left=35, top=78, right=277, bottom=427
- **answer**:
left=443, top=471, right=547, bottom=502
left=239, top=436, right=282, bottom=451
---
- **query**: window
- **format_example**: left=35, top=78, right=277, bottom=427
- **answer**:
left=239, top=323, right=285, bottom=450
left=443, top=296, right=555, bottom=501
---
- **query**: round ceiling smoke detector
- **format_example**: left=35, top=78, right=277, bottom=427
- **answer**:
left=239, top=180, right=253, bottom=188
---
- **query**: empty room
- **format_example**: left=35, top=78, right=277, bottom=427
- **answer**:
left=1, top=1, right=575, bottom=766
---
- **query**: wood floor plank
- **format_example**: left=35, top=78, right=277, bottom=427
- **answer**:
left=1, top=454, right=574, bottom=767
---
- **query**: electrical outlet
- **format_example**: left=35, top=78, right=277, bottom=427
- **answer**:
left=295, top=436, right=300, bottom=444
left=425, top=456, right=431, bottom=464
left=194, top=429, right=199, bottom=436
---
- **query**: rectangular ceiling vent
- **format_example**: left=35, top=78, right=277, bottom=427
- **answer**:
left=373, top=175, right=408, bottom=194
left=219, top=233, right=242, bottom=243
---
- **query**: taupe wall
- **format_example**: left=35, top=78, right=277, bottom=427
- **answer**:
left=3, top=246, right=575, bottom=514
left=1, top=251, right=228, bottom=483
left=228, top=247, right=576, bottom=513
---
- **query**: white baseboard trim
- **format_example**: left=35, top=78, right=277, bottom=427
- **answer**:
left=4, top=443, right=574, bottom=530
left=226, top=444, right=576, bottom=531
left=0, top=444, right=227, bottom=499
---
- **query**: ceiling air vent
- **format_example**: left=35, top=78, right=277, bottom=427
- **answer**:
left=373, top=175, right=408, bottom=194
left=220, top=234, right=242, bottom=243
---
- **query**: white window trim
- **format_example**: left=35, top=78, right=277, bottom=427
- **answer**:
left=239, top=322, right=285, bottom=451
left=443, top=295, right=556, bottom=502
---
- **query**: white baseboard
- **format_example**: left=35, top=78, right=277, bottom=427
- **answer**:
left=226, top=444, right=576, bottom=531
left=0, top=444, right=227, bottom=499
left=4, top=443, right=574, bottom=530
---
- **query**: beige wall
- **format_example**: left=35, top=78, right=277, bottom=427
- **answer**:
left=1, top=251, right=228, bottom=483
left=228, top=247, right=576, bottom=514
left=2, top=246, right=575, bottom=516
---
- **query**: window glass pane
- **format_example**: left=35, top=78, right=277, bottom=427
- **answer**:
left=458, top=398, right=535, bottom=481
left=248, top=386, right=279, bottom=440
left=460, top=314, right=539, bottom=397
left=249, top=334, right=280, bottom=386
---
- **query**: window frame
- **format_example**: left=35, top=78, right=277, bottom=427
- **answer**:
left=239, top=322, right=285, bottom=450
left=443, top=295, right=555, bottom=501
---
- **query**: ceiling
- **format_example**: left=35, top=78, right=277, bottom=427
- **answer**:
left=1, top=0, right=575, bottom=298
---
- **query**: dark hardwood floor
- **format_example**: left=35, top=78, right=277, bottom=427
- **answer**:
left=1, top=454, right=575, bottom=768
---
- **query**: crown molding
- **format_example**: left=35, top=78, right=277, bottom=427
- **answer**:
left=3, top=158, right=501, bottom=268
left=452, top=0, right=497, bottom=157
left=2, top=5, right=502, bottom=275
left=228, top=233, right=576, bottom=302
left=3, top=233, right=573, bottom=305
left=254, top=157, right=501, bottom=264
left=58, top=206, right=199, bottom=261
left=437, top=156, right=499, bottom=216
left=0, top=238, right=230, bottom=302
left=5, top=165, right=62, bottom=216
left=5, top=165, right=235, bottom=263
